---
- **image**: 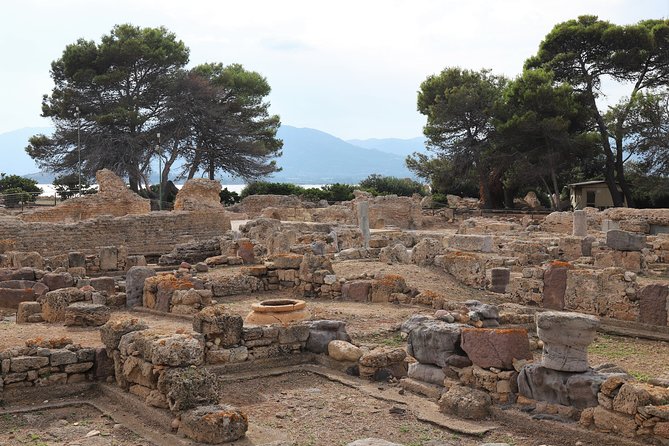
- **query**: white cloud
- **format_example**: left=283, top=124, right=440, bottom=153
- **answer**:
left=0, top=0, right=666, bottom=138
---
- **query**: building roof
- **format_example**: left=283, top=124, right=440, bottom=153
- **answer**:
left=568, top=180, right=609, bottom=187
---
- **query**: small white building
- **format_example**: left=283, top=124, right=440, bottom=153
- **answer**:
left=568, top=180, right=627, bottom=210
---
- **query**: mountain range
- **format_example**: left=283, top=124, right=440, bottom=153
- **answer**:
left=0, top=125, right=426, bottom=184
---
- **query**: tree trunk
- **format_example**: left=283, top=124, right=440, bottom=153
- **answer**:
left=614, top=137, right=635, bottom=207
left=550, top=170, right=561, bottom=210
left=478, top=170, right=493, bottom=210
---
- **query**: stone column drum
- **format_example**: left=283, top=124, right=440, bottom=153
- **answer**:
left=572, top=210, right=587, bottom=236
left=536, top=311, right=599, bottom=372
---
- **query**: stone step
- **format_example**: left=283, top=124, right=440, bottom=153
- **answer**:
left=600, top=317, right=669, bottom=342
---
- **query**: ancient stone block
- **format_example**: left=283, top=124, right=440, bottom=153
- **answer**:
left=41, top=272, right=74, bottom=291
left=460, top=328, right=532, bottom=370
left=192, top=305, right=243, bottom=348
left=370, top=274, right=406, bottom=303
left=63, top=302, right=110, bottom=327
left=606, top=230, right=646, bottom=251
left=438, top=384, right=491, bottom=420
left=572, top=210, right=587, bottom=236
left=41, top=287, right=85, bottom=323
left=125, top=266, right=156, bottom=308
left=178, top=405, right=248, bottom=443
left=0, top=288, right=35, bottom=309
left=592, top=406, right=637, bottom=438
left=173, top=178, right=222, bottom=211
left=119, top=330, right=204, bottom=367
left=639, top=284, right=668, bottom=326
left=90, top=277, right=115, bottom=294
left=328, top=340, right=362, bottom=362
left=341, top=280, right=372, bottom=301
left=359, top=347, right=407, bottom=379
left=447, top=234, right=493, bottom=253
left=99, top=246, right=118, bottom=271
left=16, top=301, right=41, bottom=324
left=410, top=238, right=444, bottom=266
left=100, top=316, right=149, bottom=351
left=489, top=267, right=510, bottom=293
left=67, top=252, right=85, bottom=268
left=10, top=356, right=49, bottom=373
left=49, top=349, right=78, bottom=366
left=406, top=319, right=465, bottom=368
left=440, top=252, right=487, bottom=288
left=542, top=263, right=570, bottom=311
left=303, top=320, right=351, bottom=353
left=518, top=364, right=622, bottom=409
left=536, top=311, right=599, bottom=372
left=407, top=362, right=445, bottom=386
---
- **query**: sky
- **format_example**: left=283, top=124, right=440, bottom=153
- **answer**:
left=1, top=0, right=668, bottom=140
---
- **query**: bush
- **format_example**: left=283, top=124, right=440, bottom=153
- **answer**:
left=321, top=183, right=355, bottom=202
left=240, top=182, right=304, bottom=198
left=240, top=181, right=355, bottom=203
left=2, top=187, right=33, bottom=208
left=358, top=174, right=425, bottom=197
left=219, top=188, right=240, bottom=206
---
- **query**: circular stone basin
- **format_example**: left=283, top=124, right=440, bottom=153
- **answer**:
left=245, top=299, right=310, bottom=326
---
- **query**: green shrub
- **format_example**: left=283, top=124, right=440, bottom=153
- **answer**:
left=321, top=183, right=355, bottom=202
left=359, top=174, right=425, bottom=197
left=240, top=181, right=304, bottom=198
left=0, top=174, right=42, bottom=195
left=2, top=187, right=33, bottom=208
left=219, top=188, right=240, bottom=206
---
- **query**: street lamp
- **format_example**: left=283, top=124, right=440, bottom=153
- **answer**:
left=156, top=132, right=162, bottom=211
left=75, top=107, right=81, bottom=197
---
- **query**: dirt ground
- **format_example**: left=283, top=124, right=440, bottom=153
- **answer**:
left=0, top=403, right=153, bottom=446
left=0, top=257, right=664, bottom=445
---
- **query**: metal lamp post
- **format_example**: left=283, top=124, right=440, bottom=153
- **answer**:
left=156, top=133, right=162, bottom=211
left=75, top=107, right=81, bottom=196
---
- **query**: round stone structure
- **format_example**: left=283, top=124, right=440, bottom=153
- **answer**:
left=244, top=299, right=310, bottom=325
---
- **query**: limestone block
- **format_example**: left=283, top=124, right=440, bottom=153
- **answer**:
left=359, top=347, right=407, bottom=379
left=406, top=318, right=465, bottom=368
left=0, top=287, right=35, bottom=310
left=16, top=301, right=41, bottom=324
left=370, top=274, right=406, bottom=303
left=613, top=382, right=669, bottom=415
left=303, top=320, right=350, bottom=353
left=438, top=384, right=491, bottom=420
left=592, top=406, right=637, bottom=438
left=378, top=243, right=411, bottom=264
left=639, top=284, right=668, bottom=326
left=460, top=328, right=532, bottom=370
left=49, top=349, right=78, bottom=366
left=410, top=238, right=444, bottom=266
left=41, top=272, right=74, bottom=291
left=341, top=280, right=372, bottom=301
left=119, top=330, right=204, bottom=367
left=10, top=356, right=49, bottom=373
left=100, top=316, right=149, bottom=351
left=99, top=246, right=118, bottom=271
left=447, top=234, right=493, bottom=253
left=440, top=252, right=487, bottom=288
left=407, top=362, right=445, bottom=386
left=536, top=311, right=599, bottom=372
left=63, top=302, right=111, bottom=327
left=193, top=305, right=243, bottom=348
left=298, top=253, right=334, bottom=282
left=178, top=405, right=248, bottom=443
left=542, top=262, right=570, bottom=311
left=41, top=287, right=85, bottom=323
left=489, top=267, right=510, bottom=293
left=573, top=210, right=587, bottom=236
left=90, top=277, right=115, bottom=294
left=606, top=230, right=646, bottom=251
left=68, top=252, right=85, bottom=268
left=328, top=340, right=362, bottom=362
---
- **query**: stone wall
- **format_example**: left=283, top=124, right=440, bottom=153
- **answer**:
left=0, top=211, right=231, bottom=257
left=21, top=169, right=150, bottom=223
left=0, top=339, right=111, bottom=393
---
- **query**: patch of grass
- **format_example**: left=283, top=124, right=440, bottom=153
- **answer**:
left=379, top=333, right=405, bottom=347
left=588, top=335, right=639, bottom=360
left=630, top=371, right=652, bottom=382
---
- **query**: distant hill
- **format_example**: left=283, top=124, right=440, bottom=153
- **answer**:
left=347, top=136, right=426, bottom=157
left=1, top=125, right=419, bottom=184
left=0, top=127, right=52, bottom=175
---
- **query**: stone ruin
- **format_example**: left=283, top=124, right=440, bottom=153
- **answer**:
left=1, top=176, right=669, bottom=444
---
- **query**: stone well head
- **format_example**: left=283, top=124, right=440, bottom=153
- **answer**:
left=536, top=310, right=600, bottom=372
left=245, top=299, right=310, bottom=326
